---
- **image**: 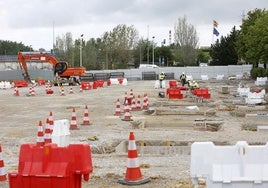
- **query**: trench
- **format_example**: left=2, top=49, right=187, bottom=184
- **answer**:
left=115, top=140, right=229, bottom=156
left=130, top=119, right=223, bottom=132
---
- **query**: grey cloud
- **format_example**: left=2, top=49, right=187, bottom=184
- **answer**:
left=5, top=0, right=267, bottom=30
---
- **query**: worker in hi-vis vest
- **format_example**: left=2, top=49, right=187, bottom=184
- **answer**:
left=180, top=72, right=187, bottom=86
left=159, top=72, right=166, bottom=88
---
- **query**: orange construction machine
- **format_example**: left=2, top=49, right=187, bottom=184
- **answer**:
left=17, top=52, right=86, bottom=85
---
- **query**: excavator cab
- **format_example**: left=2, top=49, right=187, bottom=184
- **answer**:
left=54, top=62, right=68, bottom=75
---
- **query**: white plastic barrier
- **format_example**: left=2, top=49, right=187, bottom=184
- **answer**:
left=110, top=78, right=119, bottom=85
left=245, top=89, right=266, bottom=104
left=216, top=75, right=224, bottom=80
left=201, top=75, right=209, bottom=80
left=0, top=81, right=12, bottom=89
left=110, top=78, right=128, bottom=85
left=122, top=78, right=128, bottom=86
left=237, top=86, right=250, bottom=97
left=255, top=77, right=267, bottom=86
left=51, top=119, right=70, bottom=147
left=186, top=75, right=193, bottom=81
left=191, top=141, right=268, bottom=188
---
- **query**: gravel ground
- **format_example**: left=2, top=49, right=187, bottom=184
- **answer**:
left=0, top=79, right=267, bottom=188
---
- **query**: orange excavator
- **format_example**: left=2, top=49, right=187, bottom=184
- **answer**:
left=17, top=52, right=86, bottom=85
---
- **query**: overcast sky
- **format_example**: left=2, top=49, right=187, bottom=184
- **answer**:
left=0, top=0, right=267, bottom=51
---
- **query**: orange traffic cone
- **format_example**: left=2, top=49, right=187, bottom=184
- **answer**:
left=46, top=84, right=53, bottom=94
left=48, top=111, right=54, bottom=133
left=0, top=144, right=7, bottom=181
left=121, top=99, right=132, bottom=121
left=142, top=93, right=149, bottom=109
left=14, top=87, right=19, bottom=96
left=44, top=118, right=52, bottom=144
left=30, top=85, right=35, bottom=96
left=61, top=87, right=65, bottom=96
left=136, top=95, right=141, bottom=110
left=69, top=86, right=74, bottom=94
left=29, top=86, right=35, bottom=96
left=79, top=84, right=83, bottom=92
left=36, top=120, right=44, bottom=146
left=81, top=105, right=90, bottom=125
left=118, top=132, right=150, bottom=185
left=129, top=89, right=134, bottom=101
left=131, top=96, right=137, bottom=111
left=114, top=98, right=121, bottom=116
left=70, top=108, right=79, bottom=129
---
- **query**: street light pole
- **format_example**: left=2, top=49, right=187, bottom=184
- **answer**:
left=152, top=36, right=155, bottom=65
left=106, top=51, right=108, bottom=70
left=80, top=34, right=83, bottom=67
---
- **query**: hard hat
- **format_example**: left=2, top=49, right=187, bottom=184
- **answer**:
left=161, top=72, right=164, bottom=74
left=182, top=72, right=185, bottom=74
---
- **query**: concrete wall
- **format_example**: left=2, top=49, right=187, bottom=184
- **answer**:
left=0, top=61, right=252, bottom=81
left=0, top=70, right=54, bottom=81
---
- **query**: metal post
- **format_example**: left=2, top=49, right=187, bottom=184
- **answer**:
left=80, top=34, right=83, bottom=67
left=152, top=36, right=155, bottom=65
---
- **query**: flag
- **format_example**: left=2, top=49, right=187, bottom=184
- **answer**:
left=213, top=28, right=219, bottom=36
left=213, top=20, right=219, bottom=27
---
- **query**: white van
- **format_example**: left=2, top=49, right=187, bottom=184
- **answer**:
left=139, top=64, right=159, bottom=69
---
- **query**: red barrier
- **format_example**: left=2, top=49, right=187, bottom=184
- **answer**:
left=169, top=80, right=177, bottom=88
left=97, top=80, right=104, bottom=87
left=193, top=88, right=211, bottom=99
left=13, top=80, right=28, bottom=87
left=118, top=77, right=124, bottom=84
left=93, top=81, right=98, bottom=89
left=107, top=79, right=111, bottom=86
left=37, top=80, right=46, bottom=86
left=81, top=82, right=91, bottom=90
left=177, top=86, right=188, bottom=90
left=166, top=88, right=183, bottom=99
left=9, top=143, right=93, bottom=188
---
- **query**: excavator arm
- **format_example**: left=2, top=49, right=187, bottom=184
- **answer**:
left=17, top=52, right=68, bottom=83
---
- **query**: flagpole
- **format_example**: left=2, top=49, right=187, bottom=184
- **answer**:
left=212, top=20, right=214, bottom=45
left=53, top=20, right=55, bottom=52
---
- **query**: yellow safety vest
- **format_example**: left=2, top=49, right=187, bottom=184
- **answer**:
left=159, top=74, right=165, bottom=80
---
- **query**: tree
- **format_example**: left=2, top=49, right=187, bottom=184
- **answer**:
left=197, top=47, right=211, bottom=65
left=0, top=40, right=32, bottom=55
left=237, top=8, right=267, bottom=67
left=84, top=38, right=103, bottom=70
left=133, top=38, right=148, bottom=67
left=210, top=27, right=239, bottom=66
left=154, top=46, right=173, bottom=66
left=54, top=32, right=75, bottom=66
left=173, top=16, right=199, bottom=66
left=101, top=24, right=139, bottom=69
left=244, top=10, right=268, bottom=68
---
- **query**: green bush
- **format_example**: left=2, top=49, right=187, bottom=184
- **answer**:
left=250, top=67, right=268, bottom=79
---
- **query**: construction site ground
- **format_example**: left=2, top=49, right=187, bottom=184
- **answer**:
left=0, top=79, right=268, bottom=188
